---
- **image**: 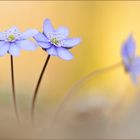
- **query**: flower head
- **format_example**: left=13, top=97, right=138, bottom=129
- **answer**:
left=0, top=26, right=38, bottom=56
left=34, top=19, right=81, bottom=60
left=121, top=35, right=140, bottom=84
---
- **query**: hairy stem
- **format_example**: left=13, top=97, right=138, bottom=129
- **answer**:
left=31, top=55, right=51, bottom=123
left=10, top=55, right=19, bottom=122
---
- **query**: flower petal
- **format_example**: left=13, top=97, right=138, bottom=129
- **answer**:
left=122, top=35, right=136, bottom=63
left=0, top=41, right=5, bottom=47
left=9, top=43, right=20, bottom=56
left=33, top=32, right=48, bottom=42
left=43, top=19, right=54, bottom=35
left=0, top=42, right=9, bottom=56
left=47, top=46, right=57, bottom=56
left=61, top=38, right=81, bottom=48
left=129, top=57, right=140, bottom=75
left=20, top=29, right=38, bottom=39
left=16, top=40, right=37, bottom=50
left=126, top=57, right=140, bottom=85
left=56, top=27, right=69, bottom=39
left=57, top=47, right=73, bottom=60
left=37, top=41, right=51, bottom=48
left=0, top=32, right=4, bottom=40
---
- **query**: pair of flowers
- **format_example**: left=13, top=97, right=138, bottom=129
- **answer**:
left=0, top=19, right=81, bottom=60
left=0, top=19, right=81, bottom=121
left=1, top=17, right=140, bottom=122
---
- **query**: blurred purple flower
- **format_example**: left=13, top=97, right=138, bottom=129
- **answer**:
left=34, top=19, right=81, bottom=60
left=0, top=26, right=38, bottom=56
left=122, top=35, right=140, bottom=84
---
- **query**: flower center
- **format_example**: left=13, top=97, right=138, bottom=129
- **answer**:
left=3, top=27, right=21, bottom=42
left=51, top=38, right=59, bottom=46
left=8, top=34, right=15, bottom=41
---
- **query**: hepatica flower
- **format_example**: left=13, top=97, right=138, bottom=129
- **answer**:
left=0, top=26, right=38, bottom=121
left=121, top=35, right=140, bottom=83
left=0, top=26, right=38, bottom=56
left=34, top=19, right=81, bottom=60
left=31, top=19, right=81, bottom=122
left=53, top=35, right=140, bottom=126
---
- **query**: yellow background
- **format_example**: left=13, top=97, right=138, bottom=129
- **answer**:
left=0, top=0, right=138, bottom=122
left=0, top=1, right=140, bottom=139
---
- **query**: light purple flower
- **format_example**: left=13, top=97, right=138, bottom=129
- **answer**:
left=122, top=35, right=140, bottom=84
left=34, top=19, right=81, bottom=60
left=0, top=26, right=38, bottom=56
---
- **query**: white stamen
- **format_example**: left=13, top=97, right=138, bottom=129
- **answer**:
left=3, top=27, right=21, bottom=42
left=46, top=32, right=64, bottom=47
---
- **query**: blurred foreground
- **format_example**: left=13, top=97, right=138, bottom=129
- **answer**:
left=0, top=89, right=140, bottom=139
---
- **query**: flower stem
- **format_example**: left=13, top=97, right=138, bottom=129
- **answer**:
left=10, top=55, right=19, bottom=122
left=31, top=55, right=51, bottom=123
left=52, top=62, right=123, bottom=126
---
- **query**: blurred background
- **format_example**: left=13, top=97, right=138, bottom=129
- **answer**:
left=0, top=1, right=140, bottom=139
